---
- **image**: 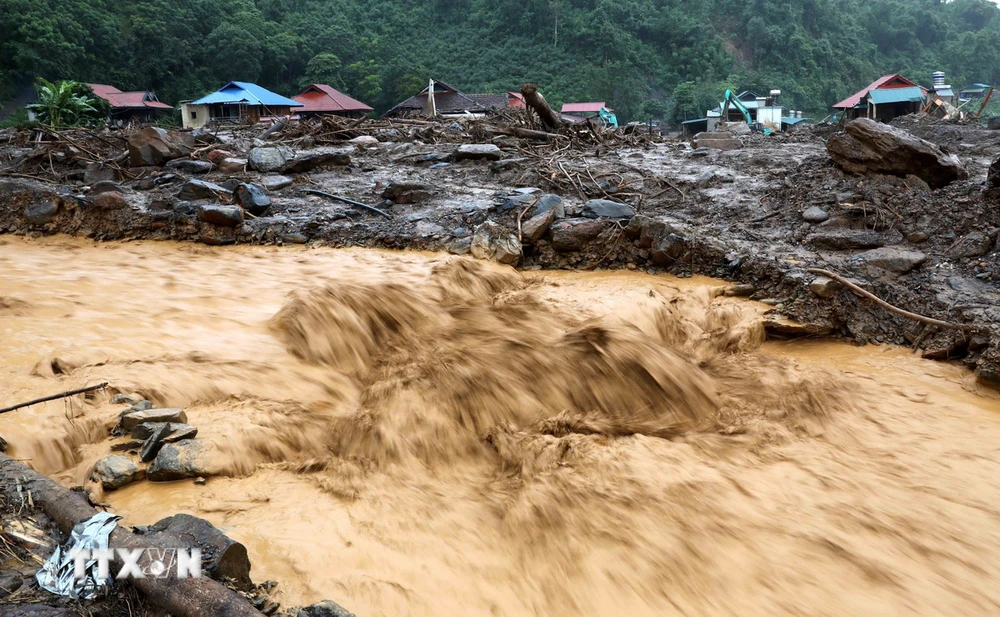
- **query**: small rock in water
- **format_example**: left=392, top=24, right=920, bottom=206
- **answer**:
left=297, top=599, right=357, bottom=617
left=92, top=455, right=142, bottom=490
left=111, top=393, right=142, bottom=406
left=127, top=400, right=153, bottom=412
left=802, top=206, right=829, bottom=223
left=121, top=408, right=187, bottom=431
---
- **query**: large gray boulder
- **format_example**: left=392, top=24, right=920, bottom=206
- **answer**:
left=121, top=408, right=187, bottom=431
left=234, top=183, right=271, bottom=216
left=248, top=146, right=293, bottom=172
left=92, top=455, right=142, bottom=490
left=827, top=118, right=967, bottom=189
left=127, top=127, right=193, bottom=167
left=582, top=199, right=636, bottom=220
left=850, top=246, right=927, bottom=273
left=550, top=218, right=610, bottom=251
left=147, top=440, right=214, bottom=481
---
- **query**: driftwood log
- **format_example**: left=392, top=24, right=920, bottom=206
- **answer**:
left=488, top=126, right=565, bottom=142
left=0, top=452, right=261, bottom=617
left=520, top=84, right=563, bottom=130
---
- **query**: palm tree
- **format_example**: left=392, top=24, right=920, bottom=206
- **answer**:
left=26, top=79, right=99, bottom=127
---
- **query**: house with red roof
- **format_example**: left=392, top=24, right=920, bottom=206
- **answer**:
left=832, top=74, right=926, bottom=122
left=87, top=84, right=173, bottom=124
left=292, top=84, right=373, bottom=118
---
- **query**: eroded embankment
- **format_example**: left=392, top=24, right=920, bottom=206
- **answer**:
left=2, top=237, right=1000, bottom=616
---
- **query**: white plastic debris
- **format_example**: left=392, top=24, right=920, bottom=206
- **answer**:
left=36, top=511, right=121, bottom=599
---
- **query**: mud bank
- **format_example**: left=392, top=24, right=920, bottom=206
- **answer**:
left=3, top=238, right=1000, bottom=616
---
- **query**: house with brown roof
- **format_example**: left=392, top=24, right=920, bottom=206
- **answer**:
left=832, top=74, right=926, bottom=122
left=384, top=80, right=517, bottom=118
left=292, top=84, right=373, bottom=118
left=87, top=84, right=173, bottom=124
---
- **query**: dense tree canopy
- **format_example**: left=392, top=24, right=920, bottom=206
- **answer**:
left=2, top=0, right=999, bottom=124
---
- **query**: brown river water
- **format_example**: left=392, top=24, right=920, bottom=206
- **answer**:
left=2, top=235, right=1000, bottom=616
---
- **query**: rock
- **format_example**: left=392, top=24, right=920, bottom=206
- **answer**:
left=349, top=135, right=379, bottom=146
left=455, top=144, right=502, bottom=161
left=127, top=400, right=153, bottom=412
left=809, top=276, right=842, bottom=298
left=499, top=193, right=535, bottom=213
left=147, top=513, right=251, bottom=590
left=84, top=163, right=117, bottom=184
left=806, top=230, right=884, bottom=250
left=0, top=435, right=6, bottom=453
left=528, top=194, right=565, bottom=219
left=147, top=440, right=213, bottom=482
left=521, top=209, right=556, bottom=243
left=550, top=218, right=608, bottom=252
left=92, top=191, right=127, bottom=210
left=281, top=233, right=309, bottom=244
left=448, top=237, right=472, bottom=255
left=763, top=315, right=833, bottom=337
left=177, top=179, right=227, bottom=201
left=199, top=205, right=244, bottom=227
left=690, top=147, right=711, bottom=157
left=693, top=132, right=741, bottom=150
left=91, top=455, right=142, bottom=490
left=131, top=422, right=197, bottom=440
left=111, top=393, right=141, bottom=405
left=470, top=222, right=496, bottom=260
left=121, top=408, right=187, bottom=431
left=282, top=152, right=351, bottom=174
left=802, top=206, right=829, bottom=223
left=218, top=157, right=248, bottom=174
left=261, top=175, right=294, bottom=191
left=140, top=422, right=171, bottom=463
left=494, top=234, right=521, bottom=265
left=851, top=247, right=927, bottom=273
left=724, top=283, right=756, bottom=297
left=582, top=199, right=636, bottom=220
left=382, top=182, right=435, bottom=203
left=89, top=180, right=123, bottom=195
left=651, top=233, right=686, bottom=265
left=24, top=201, right=59, bottom=225
left=234, top=183, right=271, bottom=216
left=948, top=231, right=994, bottom=258
left=906, top=231, right=929, bottom=243
left=127, top=127, right=192, bottom=167
left=297, top=600, right=357, bottom=617
left=205, top=149, right=235, bottom=165
left=248, top=146, right=293, bottom=172
left=165, top=159, right=214, bottom=174
left=826, top=118, right=967, bottom=189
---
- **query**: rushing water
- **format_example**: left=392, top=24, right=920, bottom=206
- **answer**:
left=2, top=235, right=1000, bottom=616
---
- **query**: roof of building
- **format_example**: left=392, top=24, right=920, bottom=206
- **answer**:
left=562, top=102, right=606, bottom=114
left=781, top=117, right=813, bottom=125
left=87, top=83, right=172, bottom=110
left=385, top=80, right=514, bottom=116
left=292, top=84, right=373, bottom=113
left=466, top=93, right=511, bottom=109
left=867, top=86, right=925, bottom=105
left=832, top=74, right=919, bottom=109
left=932, top=87, right=955, bottom=98
left=190, top=82, right=302, bottom=107
left=680, top=118, right=709, bottom=125
left=963, top=83, right=992, bottom=91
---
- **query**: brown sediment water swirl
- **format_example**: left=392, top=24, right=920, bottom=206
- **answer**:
left=2, top=235, right=1000, bottom=616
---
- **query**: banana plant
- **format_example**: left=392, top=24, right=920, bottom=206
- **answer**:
left=26, top=79, right=100, bottom=127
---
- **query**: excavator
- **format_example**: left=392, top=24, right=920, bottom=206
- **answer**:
left=720, top=89, right=771, bottom=135
left=598, top=106, right=618, bottom=128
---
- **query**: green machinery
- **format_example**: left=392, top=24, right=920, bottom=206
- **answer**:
left=720, top=89, right=771, bottom=135
left=598, top=106, right=618, bottom=128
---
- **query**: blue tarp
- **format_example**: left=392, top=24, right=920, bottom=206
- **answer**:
left=190, top=81, right=302, bottom=107
left=868, top=87, right=924, bottom=105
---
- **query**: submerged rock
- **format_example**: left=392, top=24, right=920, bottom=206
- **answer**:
left=297, top=600, right=357, bottom=617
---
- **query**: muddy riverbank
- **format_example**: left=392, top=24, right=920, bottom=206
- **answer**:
left=2, top=237, right=1000, bottom=616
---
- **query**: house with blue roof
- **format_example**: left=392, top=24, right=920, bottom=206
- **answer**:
left=180, top=81, right=302, bottom=129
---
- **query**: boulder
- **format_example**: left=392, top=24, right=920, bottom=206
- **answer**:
left=282, top=152, right=351, bottom=174
left=455, top=144, right=502, bottom=161
left=147, top=440, right=214, bottom=482
left=582, top=199, right=636, bottom=220
left=763, top=315, right=833, bottom=338
left=165, top=159, right=214, bottom=174
left=550, top=218, right=609, bottom=252
left=802, top=206, right=829, bottom=223
left=131, top=422, right=198, bottom=441
left=499, top=193, right=536, bottom=213
left=121, top=408, right=187, bottom=431
left=850, top=247, right=927, bottom=273
left=92, top=191, right=127, bottom=210
left=218, top=157, right=248, bottom=174
left=809, top=276, right=842, bottom=298
left=89, top=180, right=123, bottom=196
left=806, top=230, right=884, bottom=250
left=261, top=175, right=294, bottom=191
left=127, top=127, right=192, bottom=167
left=248, top=146, right=293, bottom=172
left=528, top=194, right=565, bottom=219
left=111, top=393, right=142, bottom=406
left=140, top=422, right=172, bottom=463
left=494, top=234, right=521, bottom=265
left=382, top=182, right=436, bottom=203
left=147, top=513, right=251, bottom=590
left=177, top=179, right=227, bottom=201
left=84, top=163, right=117, bottom=184
left=297, top=600, right=357, bottom=617
left=234, top=183, right=271, bottom=216
left=470, top=222, right=496, bottom=260
left=24, top=202, right=59, bottom=225
left=947, top=231, right=994, bottom=259
left=521, top=209, right=555, bottom=243
left=448, top=237, right=472, bottom=255
left=91, top=455, right=142, bottom=490
left=349, top=135, right=379, bottom=146
left=826, top=118, right=967, bottom=189
left=651, top=233, right=686, bottom=265
left=199, top=205, right=244, bottom=227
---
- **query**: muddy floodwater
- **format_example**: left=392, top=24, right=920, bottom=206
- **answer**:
left=2, top=235, right=1000, bottom=616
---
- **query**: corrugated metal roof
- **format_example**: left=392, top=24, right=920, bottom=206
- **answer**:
left=87, top=83, right=173, bottom=110
left=933, top=87, right=955, bottom=97
left=190, top=82, right=302, bottom=107
left=832, top=74, right=919, bottom=109
left=293, top=84, right=373, bottom=113
left=781, top=117, right=813, bottom=125
left=562, top=102, right=606, bottom=113
left=868, top=86, right=925, bottom=104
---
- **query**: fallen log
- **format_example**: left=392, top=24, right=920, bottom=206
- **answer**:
left=0, top=383, right=108, bottom=415
left=488, top=125, right=565, bottom=141
left=301, top=189, right=392, bottom=218
left=0, top=452, right=261, bottom=617
left=520, top=84, right=563, bottom=130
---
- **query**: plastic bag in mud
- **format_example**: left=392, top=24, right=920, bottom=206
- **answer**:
left=36, top=511, right=121, bottom=599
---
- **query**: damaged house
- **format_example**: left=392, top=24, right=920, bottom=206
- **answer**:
left=832, top=74, right=925, bottom=122
left=384, top=80, right=516, bottom=118
left=87, top=83, right=173, bottom=124
left=180, top=81, right=302, bottom=129
left=292, top=84, right=373, bottom=118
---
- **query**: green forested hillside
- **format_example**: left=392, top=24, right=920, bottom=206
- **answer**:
left=2, top=0, right=999, bottom=123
